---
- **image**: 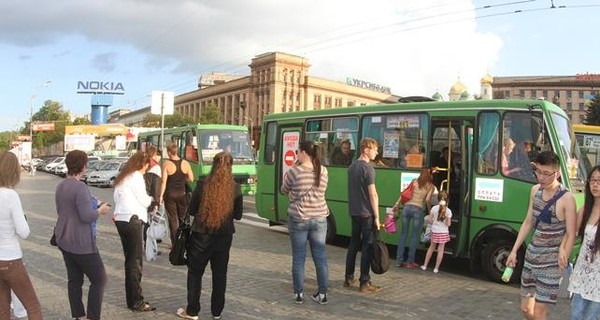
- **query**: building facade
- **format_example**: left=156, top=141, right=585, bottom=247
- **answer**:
left=174, top=52, right=398, bottom=144
left=491, top=74, right=600, bottom=124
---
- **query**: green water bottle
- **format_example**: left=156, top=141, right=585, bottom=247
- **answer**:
left=502, top=265, right=514, bottom=283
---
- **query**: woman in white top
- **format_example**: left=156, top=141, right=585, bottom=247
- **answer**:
left=568, top=165, right=600, bottom=320
left=113, top=151, right=154, bottom=312
left=0, top=151, right=42, bottom=319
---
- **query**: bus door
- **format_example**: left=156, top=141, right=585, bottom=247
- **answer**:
left=430, top=118, right=474, bottom=255
left=275, top=127, right=302, bottom=224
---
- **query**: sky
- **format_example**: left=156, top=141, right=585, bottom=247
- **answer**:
left=1, top=0, right=599, bottom=132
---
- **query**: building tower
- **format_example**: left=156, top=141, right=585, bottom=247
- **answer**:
left=480, top=73, right=493, bottom=100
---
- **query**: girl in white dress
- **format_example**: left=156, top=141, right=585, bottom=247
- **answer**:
left=421, top=191, right=452, bottom=274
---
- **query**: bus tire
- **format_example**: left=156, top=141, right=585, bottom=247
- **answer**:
left=482, top=239, right=518, bottom=284
left=326, top=214, right=336, bottom=244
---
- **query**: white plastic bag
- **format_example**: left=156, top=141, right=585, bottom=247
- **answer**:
left=147, top=206, right=167, bottom=241
left=145, top=238, right=158, bottom=262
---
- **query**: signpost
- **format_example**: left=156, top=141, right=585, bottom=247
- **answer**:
left=151, top=91, right=175, bottom=153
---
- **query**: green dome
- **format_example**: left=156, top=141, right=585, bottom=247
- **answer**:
left=460, top=91, right=470, bottom=100
left=432, top=92, right=443, bottom=101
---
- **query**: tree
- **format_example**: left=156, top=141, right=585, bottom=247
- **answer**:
left=199, top=104, right=223, bottom=124
left=23, top=100, right=71, bottom=151
left=585, top=94, right=600, bottom=125
left=72, top=117, right=91, bottom=125
left=140, top=112, right=196, bottom=128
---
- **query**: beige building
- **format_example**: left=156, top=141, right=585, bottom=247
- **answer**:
left=491, top=74, right=600, bottom=124
left=175, top=52, right=398, bottom=144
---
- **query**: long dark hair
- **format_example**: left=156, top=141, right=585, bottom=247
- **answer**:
left=114, top=151, right=148, bottom=186
left=200, top=152, right=235, bottom=230
left=581, top=165, right=600, bottom=255
left=417, top=167, right=433, bottom=189
left=437, top=190, right=449, bottom=221
left=299, top=141, right=322, bottom=187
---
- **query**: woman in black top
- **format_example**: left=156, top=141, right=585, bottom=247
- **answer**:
left=176, top=152, right=243, bottom=320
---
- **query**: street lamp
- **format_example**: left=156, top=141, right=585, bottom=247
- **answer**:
left=29, top=80, right=51, bottom=143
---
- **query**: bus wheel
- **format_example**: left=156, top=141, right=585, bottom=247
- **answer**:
left=325, top=215, right=336, bottom=244
left=482, top=239, right=515, bottom=283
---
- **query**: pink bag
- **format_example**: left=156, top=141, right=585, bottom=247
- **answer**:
left=384, top=214, right=397, bottom=233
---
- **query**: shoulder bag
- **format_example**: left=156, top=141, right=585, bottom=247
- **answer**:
left=169, top=215, right=191, bottom=266
left=371, top=231, right=390, bottom=274
left=400, top=180, right=416, bottom=204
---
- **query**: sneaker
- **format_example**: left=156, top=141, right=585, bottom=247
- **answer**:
left=311, top=293, right=328, bottom=305
left=213, top=315, right=222, bottom=320
left=405, top=262, right=420, bottom=268
left=433, top=268, right=439, bottom=274
left=420, top=265, right=427, bottom=271
left=395, top=261, right=403, bottom=267
left=343, top=278, right=358, bottom=287
left=176, top=308, right=198, bottom=320
left=294, top=292, right=304, bottom=304
left=359, top=282, right=382, bottom=293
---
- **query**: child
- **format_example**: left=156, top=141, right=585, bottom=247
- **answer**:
left=421, top=191, right=452, bottom=273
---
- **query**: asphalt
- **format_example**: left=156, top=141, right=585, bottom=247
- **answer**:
left=13, top=172, right=571, bottom=319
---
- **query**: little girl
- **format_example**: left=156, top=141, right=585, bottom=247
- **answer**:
left=421, top=191, right=452, bottom=273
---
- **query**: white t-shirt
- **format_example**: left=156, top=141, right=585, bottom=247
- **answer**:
left=113, top=171, right=153, bottom=223
left=429, top=205, right=452, bottom=234
left=568, top=224, right=600, bottom=302
left=0, top=188, right=30, bottom=260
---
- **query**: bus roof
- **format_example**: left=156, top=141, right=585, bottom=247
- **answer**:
left=263, top=99, right=566, bottom=121
left=138, top=124, right=248, bottom=136
left=573, top=124, right=600, bottom=135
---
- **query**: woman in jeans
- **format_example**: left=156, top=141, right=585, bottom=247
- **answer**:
left=113, top=151, right=154, bottom=312
left=177, top=152, right=243, bottom=320
left=55, top=150, right=111, bottom=320
left=393, top=168, right=434, bottom=268
left=281, top=141, right=329, bottom=305
left=0, top=151, right=43, bottom=320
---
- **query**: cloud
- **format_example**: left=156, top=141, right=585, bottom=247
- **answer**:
left=0, top=0, right=504, bottom=99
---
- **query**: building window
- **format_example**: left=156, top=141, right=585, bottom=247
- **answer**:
left=579, top=102, right=585, bottom=110
left=567, top=102, right=572, bottom=110
left=324, top=96, right=332, bottom=109
left=519, top=90, right=525, bottom=99
left=314, top=94, right=321, bottom=109
left=347, top=101, right=355, bottom=107
left=579, top=91, right=584, bottom=99
left=567, top=90, right=572, bottom=99
left=543, top=90, right=548, bottom=99
left=504, top=90, right=510, bottom=99
left=335, top=98, right=342, bottom=108
left=531, top=90, right=537, bottom=99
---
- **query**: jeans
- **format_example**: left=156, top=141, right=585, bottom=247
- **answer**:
left=60, top=250, right=107, bottom=320
left=396, top=204, right=424, bottom=264
left=345, top=215, right=375, bottom=286
left=115, top=215, right=145, bottom=309
left=571, top=293, right=600, bottom=320
left=288, top=216, right=329, bottom=294
left=164, top=191, right=188, bottom=245
left=186, top=232, right=233, bottom=318
left=0, top=259, right=42, bottom=320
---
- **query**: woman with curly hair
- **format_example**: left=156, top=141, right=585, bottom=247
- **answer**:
left=177, top=152, right=243, bottom=320
left=113, top=151, right=154, bottom=312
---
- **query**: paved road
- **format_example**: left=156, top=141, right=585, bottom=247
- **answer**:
left=14, top=172, right=571, bottom=319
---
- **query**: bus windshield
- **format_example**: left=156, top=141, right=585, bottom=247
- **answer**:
left=552, top=113, right=586, bottom=191
left=198, top=130, right=254, bottom=165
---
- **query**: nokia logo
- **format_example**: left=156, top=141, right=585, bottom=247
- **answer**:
left=77, top=81, right=125, bottom=95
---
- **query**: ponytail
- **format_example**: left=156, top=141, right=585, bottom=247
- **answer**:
left=437, top=191, right=449, bottom=221
left=298, top=141, right=322, bottom=187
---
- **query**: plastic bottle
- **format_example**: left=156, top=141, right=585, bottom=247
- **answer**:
left=502, top=265, right=514, bottom=283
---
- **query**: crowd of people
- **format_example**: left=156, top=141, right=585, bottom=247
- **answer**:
left=1, top=134, right=600, bottom=319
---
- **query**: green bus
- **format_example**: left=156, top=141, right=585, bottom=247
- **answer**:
left=574, top=124, right=600, bottom=173
left=255, top=99, right=585, bottom=282
left=137, top=124, right=257, bottom=195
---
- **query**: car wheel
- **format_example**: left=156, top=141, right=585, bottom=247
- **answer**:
left=109, top=178, right=115, bottom=188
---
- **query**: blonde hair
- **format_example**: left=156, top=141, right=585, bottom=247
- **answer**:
left=360, top=138, right=378, bottom=154
left=199, top=152, right=235, bottom=230
left=0, top=152, right=20, bottom=188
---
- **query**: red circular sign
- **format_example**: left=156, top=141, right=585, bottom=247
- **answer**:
left=284, top=150, right=295, bottom=166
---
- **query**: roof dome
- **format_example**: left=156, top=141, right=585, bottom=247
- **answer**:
left=449, top=79, right=468, bottom=95
left=432, top=91, right=443, bottom=101
left=480, top=73, right=493, bottom=84
left=460, top=91, right=470, bottom=99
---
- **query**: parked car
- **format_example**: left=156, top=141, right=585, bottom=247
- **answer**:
left=81, top=160, right=105, bottom=184
left=44, top=157, right=65, bottom=172
left=87, top=161, right=125, bottom=187
left=54, top=163, right=68, bottom=177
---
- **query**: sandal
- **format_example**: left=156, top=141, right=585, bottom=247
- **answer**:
left=132, top=302, right=156, bottom=312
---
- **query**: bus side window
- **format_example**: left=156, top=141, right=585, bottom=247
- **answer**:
left=184, top=131, right=198, bottom=162
left=264, top=122, right=277, bottom=164
left=477, top=112, right=499, bottom=175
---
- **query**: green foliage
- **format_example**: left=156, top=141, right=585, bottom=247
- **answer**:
left=140, top=112, right=196, bottom=128
left=585, top=95, right=600, bottom=125
left=72, top=117, right=91, bottom=125
left=199, top=104, right=223, bottom=124
left=0, top=131, right=12, bottom=151
left=22, top=100, right=71, bottom=151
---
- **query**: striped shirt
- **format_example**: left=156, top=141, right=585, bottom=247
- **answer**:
left=281, top=165, right=329, bottom=220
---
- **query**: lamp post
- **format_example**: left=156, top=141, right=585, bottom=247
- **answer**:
left=29, top=80, right=51, bottom=143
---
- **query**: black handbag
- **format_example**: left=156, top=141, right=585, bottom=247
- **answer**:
left=50, top=228, right=57, bottom=246
left=169, top=216, right=191, bottom=266
left=371, top=231, right=390, bottom=274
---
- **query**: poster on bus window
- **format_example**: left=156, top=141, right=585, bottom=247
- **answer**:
left=474, top=178, right=504, bottom=202
left=383, top=131, right=400, bottom=158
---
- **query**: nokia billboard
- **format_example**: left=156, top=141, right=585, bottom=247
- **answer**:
left=77, top=81, right=125, bottom=95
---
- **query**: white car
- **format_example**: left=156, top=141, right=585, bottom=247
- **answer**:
left=45, top=157, right=65, bottom=172
left=54, top=163, right=68, bottom=177
left=86, top=161, right=125, bottom=187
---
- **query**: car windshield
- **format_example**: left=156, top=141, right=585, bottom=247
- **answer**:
left=87, top=161, right=103, bottom=170
left=101, top=162, right=121, bottom=171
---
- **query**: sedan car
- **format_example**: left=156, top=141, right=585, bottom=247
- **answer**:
left=81, top=160, right=105, bottom=184
left=86, top=161, right=125, bottom=187
left=45, top=157, right=65, bottom=173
